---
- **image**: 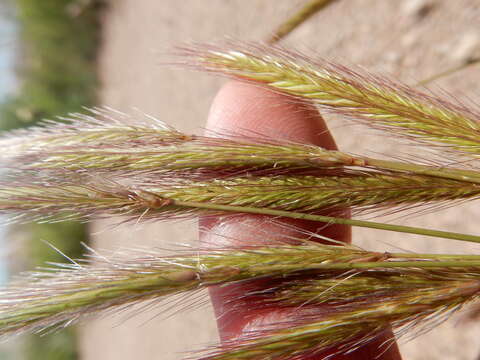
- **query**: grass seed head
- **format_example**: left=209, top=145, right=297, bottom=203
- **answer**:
left=180, top=43, right=480, bottom=157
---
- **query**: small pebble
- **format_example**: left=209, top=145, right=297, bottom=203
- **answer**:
left=402, top=0, right=435, bottom=19
left=450, top=32, right=480, bottom=63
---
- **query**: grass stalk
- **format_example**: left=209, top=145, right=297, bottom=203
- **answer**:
left=267, top=0, right=338, bottom=44
left=418, top=56, right=480, bottom=86
left=173, top=200, right=480, bottom=244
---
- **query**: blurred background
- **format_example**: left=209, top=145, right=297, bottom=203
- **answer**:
left=0, top=0, right=101, bottom=359
left=0, top=1, right=479, bottom=359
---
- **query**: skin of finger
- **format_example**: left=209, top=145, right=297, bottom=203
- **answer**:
left=200, top=81, right=401, bottom=360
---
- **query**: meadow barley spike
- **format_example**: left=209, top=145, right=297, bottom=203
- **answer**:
left=181, top=43, right=480, bottom=157
left=201, top=259, right=480, bottom=359
left=0, top=243, right=393, bottom=336
left=3, top=241, right=480, bottom=348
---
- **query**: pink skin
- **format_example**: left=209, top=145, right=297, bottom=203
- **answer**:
left=200, top=81, right=402, bottom=360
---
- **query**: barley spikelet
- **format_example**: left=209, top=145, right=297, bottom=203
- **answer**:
left=4, top=109, right=480, bottom=188
left=0, top=108, right=189, bottom=158
left=0, top=109, right=355, bottom=180
left=155, top=174, right=480, bottom=214
left=2, top=170, right=480, bottom=224
left=0, top=243, right=385, bottom=337
left=180, top=43, right=480, bottom=156
left=3, top=242, right=480, bottom=345
left=203, top=268, right=480, bottom=360
left=11, top=139, right=350, bottom=178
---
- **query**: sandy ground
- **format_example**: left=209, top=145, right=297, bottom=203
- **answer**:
left=79, top=1, right=480, bottom=359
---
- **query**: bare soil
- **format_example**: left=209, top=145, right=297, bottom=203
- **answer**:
left=80, top=1, right=480, bottom=359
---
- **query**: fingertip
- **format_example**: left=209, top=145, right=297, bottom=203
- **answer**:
left=204, top=81, right=350, bottom=245
left=201, top=81, right=353, bottom=347
left=206, top=81, right=337, bottom=149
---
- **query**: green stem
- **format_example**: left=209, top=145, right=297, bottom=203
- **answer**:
left=172, top=200, right=480, bottom=244
left=267, top=0, right=338, bottom=43
left=364, top=157, right=480, bottom=185
left=417, top=57, right=480, bottom=86
left=388, top=253, right=480, bottom=260
left=308, top=260, right=480, bottom=271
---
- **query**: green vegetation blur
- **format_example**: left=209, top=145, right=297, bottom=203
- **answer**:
left=0, top=0, right=103, bottom=359
left=0, top=0, right=100, bottom=130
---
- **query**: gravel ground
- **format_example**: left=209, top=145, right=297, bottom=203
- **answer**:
left=79, top=1, right=480, bottom=359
